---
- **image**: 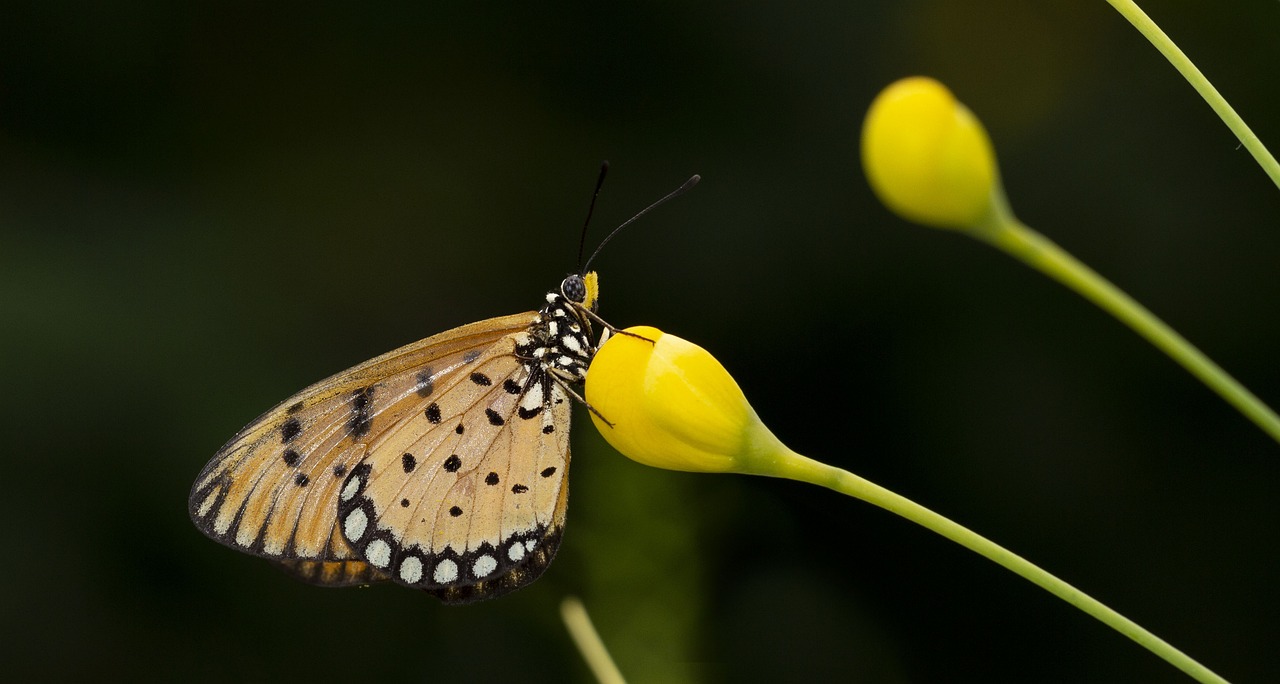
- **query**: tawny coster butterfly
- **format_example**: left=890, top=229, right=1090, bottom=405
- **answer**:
left=189, top=165, right=698, bottom=603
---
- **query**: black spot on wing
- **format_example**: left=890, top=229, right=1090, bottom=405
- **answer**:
left=400, top=498, right=410, bottom=508
left=402, top=453, right=417, bottom=473
left=540, top=467, right=556, bottom=478
left=294, top=473, right=310, bottom=487
left=503, top=379, right=522, bottom=395
left=541, top=425, right=555, bottom=434
left=333, top=463, right=348, bottom=477
left=443, top=455, right=462, bottom=473
left=485, top=408, right=505, bottom=426
left=349, top=387, right=373, bottom=438
left=518, top=406, right=542, bottom=420
left=455, top=424, right=465, bottom=435
left=470, top=372, right=492, bottom=386
left=485, top=472, right=499, bottom=485
left=425, top=403, right=442, bottom=424
left=449, top=506, right=463, bottom=517
left=282, top=450, right=300, bottom=467
left=511, top=484, right=528, bottom=494
left=415, top=368, right=435, bottom=397
left=281, top=418, right=302, bottom=443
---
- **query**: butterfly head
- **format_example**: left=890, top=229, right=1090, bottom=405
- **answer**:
left=561, top=271, right=600, bottom=312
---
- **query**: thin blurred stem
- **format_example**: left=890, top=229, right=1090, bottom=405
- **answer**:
left=766, top=452, right=1230, bottom=684
left=1106, top=0, right=1280, bottom=191
left=972, top=215, right=1280, bottom=447
left=561, top=597, right=628, bottom=684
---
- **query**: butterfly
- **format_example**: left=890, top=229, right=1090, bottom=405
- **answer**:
left=189, top=166, right=699, bottom=604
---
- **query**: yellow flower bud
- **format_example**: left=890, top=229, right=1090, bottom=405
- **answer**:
left=861, top=76, right=1004, bottom=231
left=585, top=326, right=789, bottom=475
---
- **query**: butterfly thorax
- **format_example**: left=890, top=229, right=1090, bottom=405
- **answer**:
left=519, top=273, right=600, bottom=387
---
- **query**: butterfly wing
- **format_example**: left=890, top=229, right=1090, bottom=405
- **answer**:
left=276, top=559, right=389, bottom=587
left=189, top=313, right=541, bottom=577
left=336, top=330, right=573, bottom=603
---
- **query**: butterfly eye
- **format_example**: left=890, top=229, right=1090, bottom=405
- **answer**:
left=561, top=274, right=587, bottom=303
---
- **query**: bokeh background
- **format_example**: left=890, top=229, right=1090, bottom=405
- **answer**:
left=3, top=1, right=1278, bottom=682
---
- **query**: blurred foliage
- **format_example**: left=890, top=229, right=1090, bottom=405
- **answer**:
left=1, top=1, right=1277, bottom=682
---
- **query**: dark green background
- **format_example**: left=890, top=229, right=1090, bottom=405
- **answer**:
left=3, top=1, right=1277, bottom=682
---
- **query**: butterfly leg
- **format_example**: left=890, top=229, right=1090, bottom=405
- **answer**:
left=572, top=305, right=656, bottom=345
left=547, top=370, right=615, bottom=428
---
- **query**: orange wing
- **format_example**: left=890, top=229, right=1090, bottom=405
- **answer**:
left=189, top=313, right=539, bottom=570
left=335, top=333, right=573, bottom=602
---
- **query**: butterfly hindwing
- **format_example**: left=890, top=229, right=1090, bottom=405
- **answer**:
left=276, top=559, right=390, bottom=587
left=336, top=331, right=574, bottom=603
left=188, top=313, right=539, bottom=566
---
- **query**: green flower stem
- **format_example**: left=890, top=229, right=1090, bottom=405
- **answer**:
left=561, top=597, right=628, bottom=684
left=1106, top=0, right=1280, bottom=190
left=765, top=449, right=1229, bottom=684
left=970, top=213, right=1280, bottom=446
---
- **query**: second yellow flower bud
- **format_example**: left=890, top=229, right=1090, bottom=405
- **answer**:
left=861, top=76, right=1003, bottom=231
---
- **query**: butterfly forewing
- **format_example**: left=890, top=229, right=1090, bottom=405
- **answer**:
left=189, top=313, right=539, bottom=564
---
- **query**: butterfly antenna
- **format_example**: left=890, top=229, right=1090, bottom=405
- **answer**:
left=580, top=173, right=700, bottom=274
left=576, top=161, right=611, bottom=271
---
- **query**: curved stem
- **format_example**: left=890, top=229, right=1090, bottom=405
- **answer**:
left=765, top=451, right=1230, bottom=684
left=562, top=597, right=628, bottom=684
left=972, top=216, right=1280, bottom=446
left=1106, top=0, right=1280, bottom=191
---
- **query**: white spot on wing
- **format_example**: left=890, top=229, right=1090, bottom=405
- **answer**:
left=340, top=475, right=361, bottom=502
left=235, top=526, right=255, bottom=547
left=562, top=335, right=582, bottom=353
left=525, top=539, right=538, bottom=552
left=366, top=539, right=391, bottom=568
left=196, top=491, right=215, bottom=517
left=507, top=542, right=526, bottom=562
left=343, top=508, right=368, bottom=541
left=473, top=554, right=498, bottom=578
left=433, top=558, right=459, bottom=584
left=399, top=556, right=423, bottom=583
